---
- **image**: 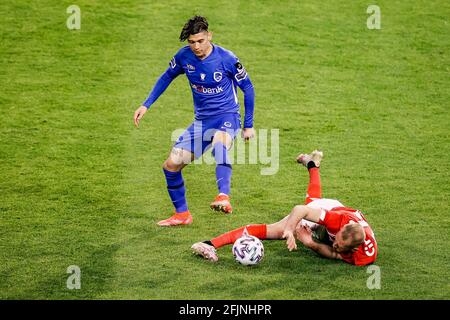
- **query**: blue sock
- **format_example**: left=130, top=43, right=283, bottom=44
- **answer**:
left=212, top=143, right=232, bottom=195
left=163, top=169, right=188, bottom=213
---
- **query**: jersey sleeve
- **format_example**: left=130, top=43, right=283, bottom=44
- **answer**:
left=224, top=53, right=252, bottom=86
left=318, top=210, right=343, bottom=235
left=142, top=52, right=184, bottom=109
left=340, top=246, right=377, bottom=266
left=167, top=53, right=185, bottom=77
left=224, top=53, right=255, bottom=128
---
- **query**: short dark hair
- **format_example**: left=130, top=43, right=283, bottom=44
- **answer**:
left=179, top=15, right=209, bottom=41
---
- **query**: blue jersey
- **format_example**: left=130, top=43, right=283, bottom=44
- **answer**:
left=143, top=44, right=255, bottom=128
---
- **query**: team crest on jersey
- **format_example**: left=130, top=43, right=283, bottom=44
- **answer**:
left=200, top=73, right=206, bottom=81
left=214, top=72, right=222, bottom=82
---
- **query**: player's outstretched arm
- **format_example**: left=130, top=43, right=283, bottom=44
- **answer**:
left=134, top=65, right=181, bottom=127
left=230, top=58, right=255, bottom=140
left=240, top=81, right=255, bottom=141
left=134, top=106, right=148, bottom=128
left=240, top=80, right=255, bottom=128
left=281, top=205, right=322, bottom=251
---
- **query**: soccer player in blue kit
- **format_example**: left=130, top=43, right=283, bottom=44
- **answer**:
left=133, top=16, right=256, bottom=226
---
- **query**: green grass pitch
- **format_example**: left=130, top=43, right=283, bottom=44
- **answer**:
left=0, top=0, right=449, bottom=299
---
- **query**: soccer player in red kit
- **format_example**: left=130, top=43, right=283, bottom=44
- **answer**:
left=191, top=150, right=378, bottom=266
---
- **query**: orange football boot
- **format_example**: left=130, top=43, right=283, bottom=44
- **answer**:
left=157, top=210, right=193, bottom=227
left=210, top=194, right=233, bottom=214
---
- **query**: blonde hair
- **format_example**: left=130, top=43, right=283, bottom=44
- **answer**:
left=341, top=223, right=365, bottom=248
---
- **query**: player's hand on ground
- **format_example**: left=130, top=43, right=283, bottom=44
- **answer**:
left=134, top=106, right=148, bottom=128
left=282, top=230, right=297, bottom=251
left=241, top=127, right=255, bottom=141
left=296, top=225, right=314, bottom=247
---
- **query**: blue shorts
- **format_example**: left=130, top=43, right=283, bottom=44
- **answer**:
left=174, top=113, right=241, bottom=158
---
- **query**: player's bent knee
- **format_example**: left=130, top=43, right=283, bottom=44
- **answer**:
left=212, top=131, right=233, bottom=149
left=163, top=158, right=182, bottom=172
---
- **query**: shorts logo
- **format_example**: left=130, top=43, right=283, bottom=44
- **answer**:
left=224, top=121, right=232, bottom=128
left=200, top=73, right=206, bottom=81
left=214, top=72, right=222, bottom=82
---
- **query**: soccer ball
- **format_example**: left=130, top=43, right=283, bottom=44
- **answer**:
left=232, top=231, right=264, bottom=266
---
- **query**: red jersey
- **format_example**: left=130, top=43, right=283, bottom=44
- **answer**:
left=318, top=206, right=378, bottom=266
